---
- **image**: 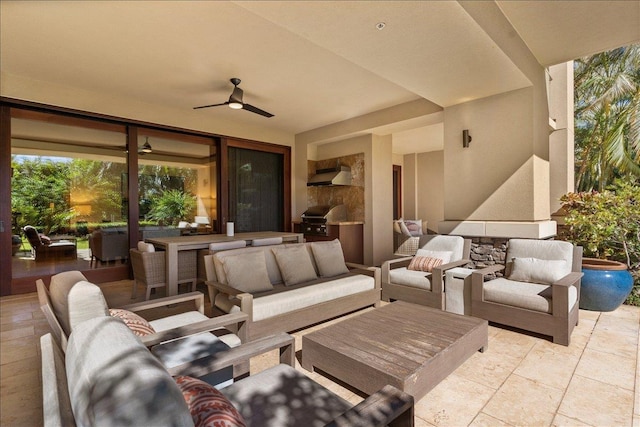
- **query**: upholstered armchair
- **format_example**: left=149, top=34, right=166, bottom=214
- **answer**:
left=470, top=238, right=583, bottom=346
left=382, top=235, right=471, bottom=309
left=23, top=225, right=76, bottom=262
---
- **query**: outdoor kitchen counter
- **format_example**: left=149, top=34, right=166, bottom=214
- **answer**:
left=147, top=231, right=303, bottom=296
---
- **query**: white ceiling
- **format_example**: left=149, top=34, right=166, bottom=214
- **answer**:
left=1, top=1, right=638, bottom=154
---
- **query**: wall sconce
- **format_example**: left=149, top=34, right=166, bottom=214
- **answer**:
left=462, top=129, right=472, bottom=148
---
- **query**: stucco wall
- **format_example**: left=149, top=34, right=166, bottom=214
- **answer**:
left=443, top=87, right=551, bottom=222
left=417, top=151, right=444, bottom=232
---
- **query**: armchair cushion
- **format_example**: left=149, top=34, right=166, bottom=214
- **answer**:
left=389, top=268, right=432, bottom=290
left=109, top=308, right=156, bottom=337
left=415, top=248, right=453, bottom=264
left=137, top=241, right=156, bottom=252
left=271, top=245, right=317, bottom=286
left=222, top=251, right=273, bottom=293
left=310, top=239, right=349, bottom=278
left=220, top=363, right=352, bottom=427
left=483, top=277, right=578, bottom=313
left=176, top=376, right=247, bottom=427
left=408, top=256, right=443, bottom=272
left=509, top=257, right=570, bottom=285
left=50, top=272, right=109, bottom=336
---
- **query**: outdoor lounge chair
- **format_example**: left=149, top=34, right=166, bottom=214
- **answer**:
left=382, top=235, right=471, bottom=309
left=470, top=238, right=583, bottom=346
left=23, top=225, right=76, bottom=262
left=35, top=271, right=247, bottom=382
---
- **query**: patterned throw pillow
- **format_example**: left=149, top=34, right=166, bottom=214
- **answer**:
left=175, top=376, right=247, bottom=427
left=408, top=256, right=444, bottom=273
left=108, top=308, right=156, bottom=337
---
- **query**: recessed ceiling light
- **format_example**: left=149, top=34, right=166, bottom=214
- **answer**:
left=375, top=22, right=386, bottom=30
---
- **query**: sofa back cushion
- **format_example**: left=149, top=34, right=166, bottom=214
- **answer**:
left=66, top=316, right=194, bottom=427
left=271, top=245, right=318, bottom=286
left=310, top=239, right=349, bottom=278
left=214, top=246, right=283, bottom=285
left=50, top=272, right=109, bottom=336
left=221, top=251, right=274, bottom=293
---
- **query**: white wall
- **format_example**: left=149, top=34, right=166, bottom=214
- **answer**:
left=417, top=151, right=444, bottom=232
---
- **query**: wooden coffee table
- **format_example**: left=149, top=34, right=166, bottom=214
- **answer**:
left=301, top=301, right=488, bottom=400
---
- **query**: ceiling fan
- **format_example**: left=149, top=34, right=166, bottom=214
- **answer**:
left=193, top=78, right=274, bottom=118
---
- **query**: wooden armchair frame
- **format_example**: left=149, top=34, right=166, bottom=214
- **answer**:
left=382, top=236, right=472, bottom=309
left=470, top=242, right=583, bottom=346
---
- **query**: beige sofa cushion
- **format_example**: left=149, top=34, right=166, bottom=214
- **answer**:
left=65, top=316, right=194, bottom=427
left=310, top=239, right=349, bottom=277
left=421, top=235, right=465, bottom=262
left=214, top=246, right=283, bottom=285
left=222, top=251, right=273, bottom=293
left=509, top=257, right=570, bottom=285
left=389, top=268, right=432, bottom=290
left=271, top=245, right=317, bottom=286
left=251, top=274, right=374, bottom=321
left=50, top=271, right=109, bottom=335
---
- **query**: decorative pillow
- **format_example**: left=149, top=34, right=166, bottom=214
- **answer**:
left=393, top=220, right=403, bottom=235
left=408, top=256, right=443, bottom=272
left=271, top=245, right=317, bottom=286
left=40, top=235, right=52, bottom=245
left=137, top=241, right=155, bottom=252
left=109, top=308, right=156, bottom=337
left=310, top=239, right=349, bottom=277
left=175, top=376, right=247, bottom=427
left=221, top=251, right=273, bottom=293
left=398, top=220, right=412, bottom=237
left=403, top=219, right=423, bottom=236
left=509, top=257, right=569, bottom=285
left=415, top=249, right=453, bottom=265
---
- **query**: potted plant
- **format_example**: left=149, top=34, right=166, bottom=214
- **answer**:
left=559, top=179, right=639, bottom=311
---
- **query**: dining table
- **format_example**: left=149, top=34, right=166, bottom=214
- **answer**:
left=146, top=231, right=304, bottom=296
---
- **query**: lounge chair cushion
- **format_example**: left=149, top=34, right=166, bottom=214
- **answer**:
left=149, top=311, right=241, bottom=348
left=271, top=245, right=317, bottom=286
left=310, top=239, right=349, bottom=278
left=65, top=316, right=194, bottom=427
left=176, top=376, right=246, bottom=427
left=483, top=278, right=578, bottom=313
left=421, top=235, right=465, bottom=262
left=220, top=363, right=351, bottom=427
left=509, top=257, right=570, bottom=285
left=50, top=272, right=109, bottom=335
left=389, top=268, right=432, bottom=290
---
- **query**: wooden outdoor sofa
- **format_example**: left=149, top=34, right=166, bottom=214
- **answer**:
left=204, top=239, right=381, bottom=340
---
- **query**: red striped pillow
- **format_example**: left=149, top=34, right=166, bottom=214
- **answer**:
left=408, top=256, right=444, bottom=272
left=108, top=308, right=156, bottom=337
left=175, top=376, right=247, bottom=427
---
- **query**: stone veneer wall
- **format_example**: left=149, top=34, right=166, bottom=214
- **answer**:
left=469, top=237, right=509, bottom=268
left=307, top=153, right=365, bottom=222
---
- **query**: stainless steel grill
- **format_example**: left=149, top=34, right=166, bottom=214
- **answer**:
left=300, top=204, right=347, bottom=236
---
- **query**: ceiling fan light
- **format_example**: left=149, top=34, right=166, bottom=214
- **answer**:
left=140, top=137, right=153, bottom=154
left=228, top=102, right=243, bottom=110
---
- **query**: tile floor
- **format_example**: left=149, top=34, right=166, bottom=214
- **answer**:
left=1, top=280, right=638, bottom=426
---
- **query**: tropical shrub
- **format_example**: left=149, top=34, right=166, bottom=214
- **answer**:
left=146, top=189, right=196, bottom=226
left=559, top=179, right=640, bottom=305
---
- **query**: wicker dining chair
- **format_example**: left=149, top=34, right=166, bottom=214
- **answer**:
left=130, top=246, right=198, bottom=300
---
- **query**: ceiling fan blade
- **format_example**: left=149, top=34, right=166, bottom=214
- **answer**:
left=242, top=103, right=274, bottom=118
left=193, top=102, right=229, bottom=110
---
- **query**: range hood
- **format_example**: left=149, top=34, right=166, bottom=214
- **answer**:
left=307, top=165, right=352, bottom=186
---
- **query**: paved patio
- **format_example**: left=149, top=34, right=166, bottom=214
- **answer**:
left=1, top=280, right=638, bottom=426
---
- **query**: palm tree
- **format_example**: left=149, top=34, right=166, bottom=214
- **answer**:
left=574, top=44, right=640, bottom=192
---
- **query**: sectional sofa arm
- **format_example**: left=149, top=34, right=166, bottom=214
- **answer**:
left=553, top=271, right=584, bottom=288
left=347, top=263, right=381, bottom=286
left=140, top=312, right=249, bottom=347
left=327, top=384, right=415, bottom=427
left=121, top=291, right=206, bottom=314
left=166, top=332, right=295, bottom=379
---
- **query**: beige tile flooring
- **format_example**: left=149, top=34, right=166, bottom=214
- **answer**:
left=1, top=280, right=639, bottom=426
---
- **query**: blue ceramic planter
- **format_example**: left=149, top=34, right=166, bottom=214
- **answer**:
left=580, top=258, right=634, bottom=312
